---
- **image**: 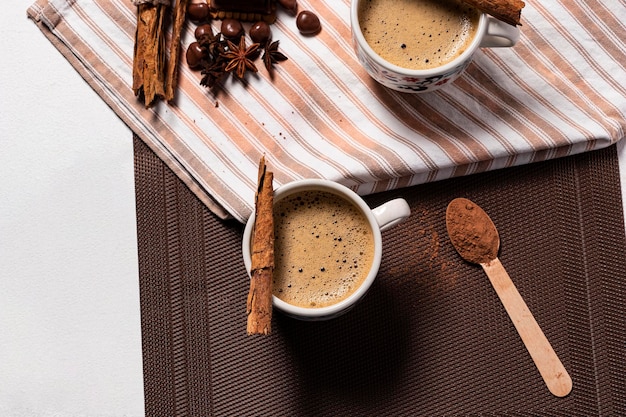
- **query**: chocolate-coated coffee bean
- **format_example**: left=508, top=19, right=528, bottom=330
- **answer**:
left=186, top=42, right=204, bottom=69
left=187, top=2, right=209, bottom=22
left=221, top=18, right=244, bottom=39
left=296, top=11, right=321, bottom=35
left=277, top=0, right=297, bottom=15
left=194, top=24, right=213, bottom=42
left=249, top=21, right=272, bottom=44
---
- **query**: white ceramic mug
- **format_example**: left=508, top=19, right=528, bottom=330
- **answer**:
left=350, top=0, right=520, bottom=93
left=242, top=179, right=411, bottom=320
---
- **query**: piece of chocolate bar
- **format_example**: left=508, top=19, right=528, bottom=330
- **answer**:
left=210, top=0, right=277, bottom=23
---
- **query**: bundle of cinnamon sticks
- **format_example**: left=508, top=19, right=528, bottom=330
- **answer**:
left=132, top=0, right=189, bottom=108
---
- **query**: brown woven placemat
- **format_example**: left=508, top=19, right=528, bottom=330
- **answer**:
left=134, top=135, right=626, bottom=416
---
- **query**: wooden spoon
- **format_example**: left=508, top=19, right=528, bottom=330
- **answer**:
left=445, top=198, right=572, bottom=397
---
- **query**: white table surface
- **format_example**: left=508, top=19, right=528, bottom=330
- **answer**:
left=1, top=2, right=625, bottom=416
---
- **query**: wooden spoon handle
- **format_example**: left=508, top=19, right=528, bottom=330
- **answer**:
left=481, top=258, right=572, bottom=397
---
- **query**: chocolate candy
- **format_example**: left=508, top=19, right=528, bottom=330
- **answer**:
left=194, top=24, right=214, bottom=42
left=210, top=0, right=275, bottom=16
left=296, top=11, right=321, bottom=35
left=277, top=0, right=297, bottom=15
left=187, top=2, right=209, bottom=22
left=186, top=42, right=204, bottom=68
left=220, top=18, right=244, bottom=39
left=249, top=21, right=272, bottom=44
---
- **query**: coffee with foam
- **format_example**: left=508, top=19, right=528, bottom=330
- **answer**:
left=358, top=0, right=480, bottom=70
left=272, top=190, right=375, bottom=308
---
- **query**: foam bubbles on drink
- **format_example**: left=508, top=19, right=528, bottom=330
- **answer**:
left=272, top=190, right=374, bottom=308
left=358, top=0, right=480, bottom=70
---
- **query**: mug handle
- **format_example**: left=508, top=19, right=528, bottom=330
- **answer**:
left=371, top=198, right=411, bottom=232
left=480, top=16, right=520, bottom=48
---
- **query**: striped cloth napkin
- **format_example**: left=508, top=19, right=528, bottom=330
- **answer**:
left=28, top=0, right=626, bottom=223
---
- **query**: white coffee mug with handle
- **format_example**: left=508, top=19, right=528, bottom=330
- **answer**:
left=242, top=179, right=410, bottom=320
left=350, top=0, right=520, bottom=93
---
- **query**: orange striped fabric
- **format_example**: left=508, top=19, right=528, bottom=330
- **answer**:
left=28, top=0, right=626, bottom=222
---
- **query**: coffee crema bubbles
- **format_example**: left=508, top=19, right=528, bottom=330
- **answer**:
left=272, top=190, right=374, bottom=308
left=358, top=0, right=480, bottom=70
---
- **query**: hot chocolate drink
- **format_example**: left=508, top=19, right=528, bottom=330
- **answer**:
left=358, top=0, right=480, bottom=70
left=272, top=190, right=375, bottom=308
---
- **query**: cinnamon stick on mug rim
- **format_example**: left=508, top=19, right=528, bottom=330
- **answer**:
left=246, top=156, right=274, bottom=335
left=461, top=0, right=525, bottom=26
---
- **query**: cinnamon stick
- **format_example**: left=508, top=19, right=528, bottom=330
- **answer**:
left=462, top=0, right=525, bottom=26
left=246, top=157, right=274, bottom=335
left=165, top=0, right=189, bottom=101
left=132, top=1, right=168, bottom=107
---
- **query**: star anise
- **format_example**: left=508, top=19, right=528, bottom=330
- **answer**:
left=196, top=32, right=229, bottom=89
left=200, top=60, right=228, bottom=89
left=262, top=40, right=288, bottom=73
left=201, top=32, right=227, bottom=62
left=221, top=37, right=260, bottom=79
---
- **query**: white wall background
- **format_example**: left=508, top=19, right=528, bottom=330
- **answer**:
left=1, top=2, right=144, bottom=416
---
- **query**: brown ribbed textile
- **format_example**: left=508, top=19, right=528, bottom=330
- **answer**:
left=134, top=135, right=626, bottom=416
